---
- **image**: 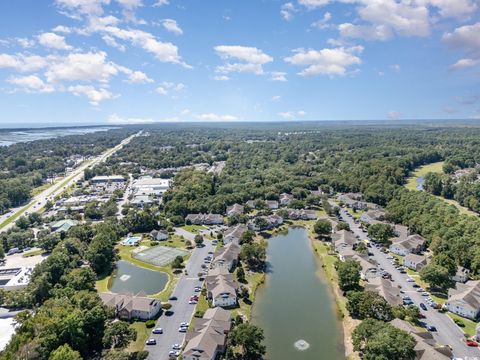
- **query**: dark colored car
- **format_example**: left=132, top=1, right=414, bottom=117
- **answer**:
left=169, top=296, right=178, bottom=301
left=420, top=303, right=428, bottom=311
left=426, top=325, right=437, bottom=332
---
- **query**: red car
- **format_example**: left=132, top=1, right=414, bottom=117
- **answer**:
left=466, top=340, right=478, bottom=347
left=190, top=295, right=198, bottom=301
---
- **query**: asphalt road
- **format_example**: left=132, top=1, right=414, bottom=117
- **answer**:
left=0, top=132, right=140, bottom=233
left=146, top=235, right=215, bottom=360
left=337, top=206, right=480, bottom=359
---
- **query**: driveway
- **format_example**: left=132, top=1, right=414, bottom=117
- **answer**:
left=336, top=206, right=480, bottom=359
left=146, top=233, right=215, bottom=360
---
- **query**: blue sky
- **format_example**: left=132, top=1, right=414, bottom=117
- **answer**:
left=0, top=0, right=479, bottom=126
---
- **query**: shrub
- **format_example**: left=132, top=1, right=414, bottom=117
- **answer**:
left=145, top=320, right=155, bottom=328
left=194, top=310, right=205, bottom=318
left=161, top=303, right=172, bottom=310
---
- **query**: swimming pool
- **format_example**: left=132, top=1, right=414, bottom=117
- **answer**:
left=122, top=236, right=142, bottom=246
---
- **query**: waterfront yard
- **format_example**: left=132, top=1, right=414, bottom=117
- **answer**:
left=405, top=161, right=444, bottom=190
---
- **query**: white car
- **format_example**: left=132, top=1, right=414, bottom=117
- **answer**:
left=189, top=300, right=198, bottom=304
left=178, top=327, right=187, bottom=332
left=172, top=344, right=181, bottom=350
left=180, top=322, right=189, bottom=327
left=152, top=327, right=163, bottom=334
left=406, top=278, right=415, bottom=282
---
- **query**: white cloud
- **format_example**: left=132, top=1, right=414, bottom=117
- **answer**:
left=38, top=32, right=72, bottom=50
left=214, top=45, right=273, bottom=75
left=116, top=0, right=142, bottom=9
left=108, top=113, right=154, bottom=124
left=278, top=110, right=306, bottom=119
left=161, top=19, right=183, bottom=35
left=390, top=64, right=400, bottom=72
left=443, top=22, right=480, bottom=70
left=102, top=35, right=126, bottom=51
left=68, top=84, right=116, bottom=105
left=270, top=71, right=287, bottom=81
left=0, top=54, right=50, bottom=72
left=195, top=113, right=238, bottom=121
left=45, top=51, right=119, bottom=83
left=180, top=108, right=190, bottom=116
left=425, top=0, right=478, bottom=19
left=7, top=75, right=55, bottom=93
left=55, top=0, right=110, bottom=17
left=281, top=3, right=297, bottom=21
left=52, top=25, right=72, bottom=33
left=284, top=46, right=363, bottom=77
left=153, top=0, right=169, bottom=7
left=339, top=23, right=392, bottom=41
left=214, top=75, right=230, bottom=81
left=16, top=38, right=35, bottom=48
left=311, top=12, right=332, bottom=29
left=156, top=81, right=185, bottom=95
left=387, top=111, right=402, bottom=119
left=298, top=0, right=330, bottom=9
left=125, top=70, right=153, bottom=83
left=272, top=95, right=281, bottom=101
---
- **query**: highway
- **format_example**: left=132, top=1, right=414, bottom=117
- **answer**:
left=146, top=234, right=215, bottom=360
left=336, top=206, right=480, bottom=359
left=0, top=131, right=140, bottom=233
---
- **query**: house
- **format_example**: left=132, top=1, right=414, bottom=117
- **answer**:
left=332, top=230, right=357, bottom=252
left=212, top=243, right=241, bottom=271
left=452, top=266, right=470, bottom=283
left=186, top=213, right=224, bottom=225
left=183, top=308, right=232, bottom=360
left=223, top=224, right=247, bottom=245
left=446, top=280, right=480, bottom=320
left=247, top=214, right=283, bottom=231
left=352, top=254, right=379, bottom=280
left=245, top=200, right=256, bottom=209
left=337, top=246, right=357, bottom=262
left=226, top=204, right=244, bottom=217
left=391, top=224, right=409, bottom=243
left=130, top=195, right=154, bottom=208
left=359, top=209, right=386, bottom=225
left=286, top=209, right=317, bottom=220
left=391, top=319, right=452, bottom=360
left=389, top=234, right=425, bottom=256
left=265, top=200, right=279, bottom=209
left=365, top=277, right=403, bottom=306
left=338, top=193, right=369, bottom=210
left=279, top=193, right=294, bottom=206
left=149, top=229, right=169, bottom=241
left=99, top=291, right=161, bottom=320
left=404, top=254, right=427, bottom=271
left=205, top=268, right=239, bottom=308
left=49, top=219, right=79, bottom=233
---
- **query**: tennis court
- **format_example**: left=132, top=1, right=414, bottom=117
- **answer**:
left=132, top=246, right=189, bottom=267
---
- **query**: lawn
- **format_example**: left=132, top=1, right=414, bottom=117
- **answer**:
left=128, top=321, right=150, bottom=352
left=23, top=249, right=45, bottom=257
left=181, top=224, right=207, bottom=234
left=405, top=161, right=444, bottom=190
left=236, top=271, right=265, bottom=320
left=448, top=313, right=478, bottom=338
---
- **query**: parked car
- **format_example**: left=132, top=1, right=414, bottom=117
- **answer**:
left=169, top=350, right=180, bottom=358
left=466, top=340, right=479, bottom=347
left=146, top=339, right=157, bottom=345
left=169, top=296, right=177, bottom=301
left=152, top=328, right=163, bottom=334
left=420, top=303, right=427, bottom=311
left=178, top=327, right=187, bottom=333
left=426, top=325, right=437, bottom=332
left=189, top=300, right=198, bottom=304
left=172, top=344, right=181, bottom=350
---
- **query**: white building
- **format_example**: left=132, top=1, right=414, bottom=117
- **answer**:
left=132, top=176, right=171, bottom=197
left=403, top=254, right=427, bottom=271
left=446, top=280, right=480, bottom=320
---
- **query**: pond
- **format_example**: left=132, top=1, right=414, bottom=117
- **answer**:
left=252, top=227, right=344, bottom=360
left=109, top=260, right=168, bottom=295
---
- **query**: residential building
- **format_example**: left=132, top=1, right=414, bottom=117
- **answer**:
left=391, top=319, right=452, bottom=360
left=365, top=277, right=403, bottom=306
left=352, top=254, right=379, bottom=280
left=279, top=193, right=294, bottom=206
left=404, top=254, right=427, bottom=271
left=332, top=230, right=357, bottom=252
left=452, top=266, right=470, bottom=283
left=389, top=234, right=425, bottom=256
left=223, top=224, right=247, bottom=245
left=212, top=243, right=241, bottom=271
left=245, top=200, right=256, bottom=209
left=49, top=219, right=79, bottom=233
left=0, top=267, right=34, bottom=291
left=247, top=214, right=283, bottom=231
left=183, top=308, right=232, bottom=360
left=265, top=200, right=279, bottom=209
left=225, top=204, right=244, bottom=217
left=99, top=291, right=161, bottom=320
left=205, top=268, right=239, bottom=308
left=446, top=280, right=480, bottom=320
left=149, top=229, right=169, bottom=241
left=338, top=193, right=369, bottom=210
left=359, top=209, right=386, bottom=225
left=185, top=213, right=224, bottom=225
left=286, top=209, right=317, bottom=220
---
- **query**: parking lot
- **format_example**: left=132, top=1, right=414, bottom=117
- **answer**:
left=132, top=246, right=189, bottom=267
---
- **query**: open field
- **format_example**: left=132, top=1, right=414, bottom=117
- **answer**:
left=405, top=161, right=444, bottom=190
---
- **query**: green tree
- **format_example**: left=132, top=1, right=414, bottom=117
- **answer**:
left=194, top=234, right=204, bottom=247
left=61, top=267, right=97, bottom=291
left=236, top=267, right=246, bottom=283
left=347, top=291, right=393, bottom=321
left=227, top=323, right=266, bottom=360
left=420, top=263, right=452, bottom=291
left=49, top=344, right=82, bottom=360
left=171, top=255, right=184, bottom=269
left=103, top=321, right=137, bottom=349
left=367, top=223, right=394, bottom=244
left=240, top=242, right=267, bottom=271
left=336, top=222, right=350, bottom=231
left=335, top=259, right=361, bottom=292
left=313, top=219, right=332, bottom=237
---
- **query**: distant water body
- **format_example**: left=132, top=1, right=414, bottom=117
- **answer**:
left=0, top=126, right=118, bottom=147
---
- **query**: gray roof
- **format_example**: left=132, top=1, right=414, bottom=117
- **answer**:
left=448, top=280, right=480, bottom=310
left=365, top=277, right=403, bottom=306
left=99, top=291, right=159, bottom=313
left=224, top=224, right=247, bottom=240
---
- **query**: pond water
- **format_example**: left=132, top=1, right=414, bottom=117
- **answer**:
left=417, top=176, right=425, bottom=190
left=109, top=260, right=168, bottom=295
left=252, top=227, right=344, bottom=360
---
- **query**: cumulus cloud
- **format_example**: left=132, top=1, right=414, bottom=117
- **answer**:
left=298, top=0, right=330, bottom=9
left=7, top=75, right=55, bottom=93
left=272, top=95, right=281, bottom=101
left=281, top=2, right=297, bottom=21
left=339, top=23, right=392, bottom=41
left=214, top=45, right=273, bottom=75
left=125, top=70, right=153, bottom=83
left=270, top=71, right=287, bottom=81
left=153, top=0, right=169, bottom=7
left=195, top=113, right=238, bottom=121
left=284, top=46, right=363, bottom=77
left=387, top=111, right=402, bottom=119
left=311, top=12, right=332, bottom=29
left=38, top=32, right=73, bottom=50
left=0, top=54, right=50, bottom=72
left=278, top=110, right=306, bottom=119
left=55, top=0, right=110, bottom=17
left=213, top=75, right=230, bottom=81
left=156, top=81, right=185, bottom=95
left=108, top=113, right=154, bottom=124
left=443, top=22, right=480, bottom=70
left=68, top=84, right=116, bottom=105
left=16, top=38, right=35, bottom=48
left=161, top=19, right=183, bottom=35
